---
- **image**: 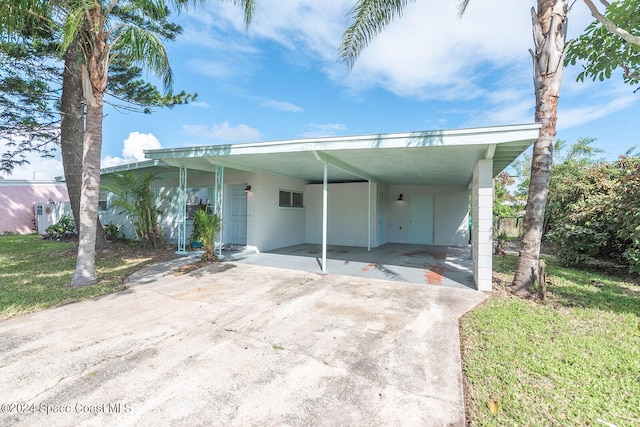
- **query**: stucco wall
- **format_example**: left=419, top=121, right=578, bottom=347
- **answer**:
left=385, top=185, right=469, bottom=247
left=0, top=181, right=70, bottom=234
left=305, top=182, right=379, bottom=248
left=248, top=171, right=307, bottom=251
left=472, top=159, right=493, bottom=291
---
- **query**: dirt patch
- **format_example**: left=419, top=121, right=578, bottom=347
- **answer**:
left=173, top=259, right=215, bottom=275
left=100, top=242, right=178, bottom=264
left=45, top=237, right=180, bottom=265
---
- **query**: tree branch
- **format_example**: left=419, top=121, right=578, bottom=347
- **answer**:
left=582, top=0, right=640, bottom=46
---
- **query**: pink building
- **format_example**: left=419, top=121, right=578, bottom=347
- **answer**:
left=0, top=180, right=70, bottom=234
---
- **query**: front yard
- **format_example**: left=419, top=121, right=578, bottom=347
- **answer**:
left=0, top=234, right=176, bottom=319
left=1, top=234, right=638, bottom=424
left=461, top=255, right=640, bottom=426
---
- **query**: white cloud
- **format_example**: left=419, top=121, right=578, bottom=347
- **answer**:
left=187, top=0, right=598, bottom=99
left=102, top=132, right=162, bottom=168
left=187, top=59, right=237, bottom=80
left=182, top=121, right=262, bottom=143
left=189, top=101, right=211, bottom=109
left=301, top=123, right=347, bottom=138
left=261, top=99, right=303, bottom=112
left=558, top=96, right=638, bottom=130
left=204, top=0, right=543, bottom=100
left=1, top=155, right=64, bottom=180
left=183, top=0, right=625, bottom=131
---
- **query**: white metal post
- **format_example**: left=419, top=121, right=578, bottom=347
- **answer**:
left=176, top=166, right=187, bottom=255
left=322, top=161, right=328, bottom=273
left=214, top=165, right=224, bottom=258
left=368, top=180, right=371, bottom=251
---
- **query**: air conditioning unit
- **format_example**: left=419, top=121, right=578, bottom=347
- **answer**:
left=34, top=203, right=55, bottom=234
left=34, top=202, right=73, bottom=234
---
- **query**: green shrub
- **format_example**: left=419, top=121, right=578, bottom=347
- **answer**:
left=44, top=215, right=76, bottom=239
left=103, top=222, right=123, bottom=242
left=546, top=155, right=640, bottom=274
left=192, top=209, right=220, bottom=262
left=102, top=172, right=165, bottom=249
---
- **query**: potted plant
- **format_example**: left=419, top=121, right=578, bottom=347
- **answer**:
left=192, top=209, right=221, bottom=261
left=189, top=233, right=202, bottom=249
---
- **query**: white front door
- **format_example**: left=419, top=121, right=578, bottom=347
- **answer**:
left=409, top=195, right=434, bottom=244
left=227, top=184, right=247, bottom=245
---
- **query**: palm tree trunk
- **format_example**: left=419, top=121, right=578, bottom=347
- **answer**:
left=70, top=98, right=103, bottom=286
left=61, top=40, right=109, bottom=250
left=61, top=40, right=83, bottom=228
left=511, top=0, right=569, bottom=296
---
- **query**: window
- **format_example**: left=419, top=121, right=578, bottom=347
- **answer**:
left=186, top=187, right=208, bottom=219
left=98, top=191, right=109, bottom=211
left=279, top=190, right=303, bottom=208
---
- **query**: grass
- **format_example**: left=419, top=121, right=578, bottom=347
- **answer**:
left=461, top=255, right=640, bottom=426
left=0, top=234, right=175, bottom=319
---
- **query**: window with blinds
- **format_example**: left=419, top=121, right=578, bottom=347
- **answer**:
left=279, top=190, right=303, bottom=208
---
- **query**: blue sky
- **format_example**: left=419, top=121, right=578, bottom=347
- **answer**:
left=6, top=0, right=639, bottom=179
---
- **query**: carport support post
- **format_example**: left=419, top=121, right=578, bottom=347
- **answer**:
left=322, top=161, right=328, bottom=273
left=367, top=180, right=371, bottom=251
left=214, top=165, right=224, bottom=258
left=472, top=159, right=493, bottom=291
left=176, top=165, right=187, bottom=255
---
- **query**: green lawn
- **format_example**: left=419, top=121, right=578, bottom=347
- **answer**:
left=0, top=234, right=171, bottom=319
left=461, top=255, right=640, bottom=426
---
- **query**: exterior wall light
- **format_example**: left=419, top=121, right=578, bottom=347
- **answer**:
left=244, top=185, right=252, bottom=193
left=397, top=194, right=404, bottom=201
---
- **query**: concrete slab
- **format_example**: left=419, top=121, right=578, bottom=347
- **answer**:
left=234, top=243, right=476, bottom=290
left=0, top=260, right=487, bottom=426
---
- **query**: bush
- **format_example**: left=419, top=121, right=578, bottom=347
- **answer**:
left=547, top=156, right=640, bottom=274
left=192, top=209, right=220, bottom=262
left=102, top=172, right=165, bottom=249
left=44, top=215, right=76, bottom=240
left=103, top=222, right=123, bottom=242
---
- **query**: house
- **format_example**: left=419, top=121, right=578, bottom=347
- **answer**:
left=0, top=179, right=70, bottom=234
left=100, top=123, right=540, bottom=291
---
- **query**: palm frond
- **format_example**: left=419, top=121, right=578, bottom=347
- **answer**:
left=339, top=0, right=413, bottom=69
left=111, top=25, right=173, bottom=90
left=59, top=4, right=87, bottom=57
left=457, top=0, right=471, bottom=18
left=224, top=0, right=254, bottom=28
left=0, top=0, right=51, bottom=33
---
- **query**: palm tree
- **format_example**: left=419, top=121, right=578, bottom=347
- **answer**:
left=340, top=0, right=569, bottom=297
left=2, top=0, right=254, bottom=286
left=61, top=37, right=110, bottom=251
left=193, top=209, right=221, bottom=262
left=102, top=171, right=164, bottom=249
left=62, top=0, right=180, bottom=286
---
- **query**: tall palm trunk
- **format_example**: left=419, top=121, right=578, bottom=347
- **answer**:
left=511, top=0, right=569, bottom=296
left=70, top=99, right=103, bottom=286
left=61, top=40, right=84, bottom=228
left=70, top=9, right=109, bottom=286
left=61, top=39, right=108, bottom=250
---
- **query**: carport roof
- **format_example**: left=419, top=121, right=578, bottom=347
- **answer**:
left=143, top=123, right=540, bottom=186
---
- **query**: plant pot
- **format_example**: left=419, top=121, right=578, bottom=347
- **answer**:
left=190, top=241, right=202, bottom=249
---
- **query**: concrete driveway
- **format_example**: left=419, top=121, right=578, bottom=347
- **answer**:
left=0, top=258, right=486, bottom=426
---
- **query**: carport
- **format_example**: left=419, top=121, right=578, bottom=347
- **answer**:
left=145, top=123, right=540, bottom=291
left=232, top=243, right=475, bottom=290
